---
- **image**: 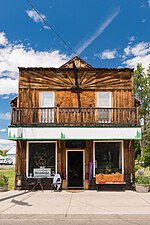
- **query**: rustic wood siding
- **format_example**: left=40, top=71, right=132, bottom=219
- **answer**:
left=16, top=69, right=135, bottom=126
left=18, top=69, right=133, bottom=109
left=56, top=91, right=95, bottom=107
left=15, top=140, right=26, bottom=189
left=124, top=140, right=134, bottom=188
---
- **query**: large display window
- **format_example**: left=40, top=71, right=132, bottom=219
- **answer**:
left=94, top=141, right=123, bottom=175
left=27, top=142, right=56, bottom=177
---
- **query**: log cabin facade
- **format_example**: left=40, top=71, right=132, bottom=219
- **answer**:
left=8, top=56, right=141, bottom=190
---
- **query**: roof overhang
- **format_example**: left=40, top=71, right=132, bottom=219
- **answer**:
left=10, top=96, right=18, bottom=106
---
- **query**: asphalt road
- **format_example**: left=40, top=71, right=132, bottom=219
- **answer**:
left=0, top=218, right=150, bottom=225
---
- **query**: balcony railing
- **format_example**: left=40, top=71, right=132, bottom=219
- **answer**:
left=10, top=107, right=139, bottom=127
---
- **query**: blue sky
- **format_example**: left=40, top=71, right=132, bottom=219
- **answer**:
left=0, top=0, right=150, bottom=148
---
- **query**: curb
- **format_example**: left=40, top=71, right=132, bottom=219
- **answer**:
left=0, top=214, right=150, bottom=220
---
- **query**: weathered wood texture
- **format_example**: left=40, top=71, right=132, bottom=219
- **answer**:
left=16, top=140, right=26, bottom=176
left=14, top=67, right=136, bottom=127
left=9, top=62, right=137, bottom=128
left=11, top=107, right=138, bottom=126
left=15, top=140, right=26, bottom=189
left=18, top=67, right=134, bottom=109
left=19, top=69, right=133, bottom=91
left=60, top=57, right=92, bottom=69
left=124, top=140, right=134, bottom=188
left=12, top=68, right=138, bottom=126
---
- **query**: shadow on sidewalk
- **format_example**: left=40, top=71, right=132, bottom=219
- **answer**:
left=0, top=191, right=31, bottom=202
left=11, top=199, right=32, bottom=206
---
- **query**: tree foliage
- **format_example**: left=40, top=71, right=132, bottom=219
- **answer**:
left=134, top=63, right=150, bottom=166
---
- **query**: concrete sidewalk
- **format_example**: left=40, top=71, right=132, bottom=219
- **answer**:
left=0, top=190, right=150, bottom=219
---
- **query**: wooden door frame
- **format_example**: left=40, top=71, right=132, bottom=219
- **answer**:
left=66, top=149, right=85, bottom=187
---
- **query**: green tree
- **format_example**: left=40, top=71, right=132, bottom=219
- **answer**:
left=142, top=116, right=150, bottom=167
left=134, top=63, right=150, bottom=166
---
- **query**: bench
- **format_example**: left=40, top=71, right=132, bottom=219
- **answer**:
left=96, top=173, right=126, bottom=191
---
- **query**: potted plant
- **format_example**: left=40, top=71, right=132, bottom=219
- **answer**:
left=0, top=174, right=9, bottom=192
left=135, top=175, right=150, bottom=193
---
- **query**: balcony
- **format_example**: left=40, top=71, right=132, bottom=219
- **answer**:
left=10, top=107, right=139, bottom=127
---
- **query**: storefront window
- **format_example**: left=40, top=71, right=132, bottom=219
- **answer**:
left=28, top=142, right=56, bottom=177
left=95, top=142, right=122, bottom=174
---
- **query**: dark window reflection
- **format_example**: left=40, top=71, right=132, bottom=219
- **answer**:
left=66, top=140, right=86, bottom=148
left=28, top=143, right=55, bottom=176
left=95, top=142, right=121, bottom=174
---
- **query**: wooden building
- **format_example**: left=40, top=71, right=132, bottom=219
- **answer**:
left=8, top=56, right=141, bottom=190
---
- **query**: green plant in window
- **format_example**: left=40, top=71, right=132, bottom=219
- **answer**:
left=96, top=161, right=114, bottom=174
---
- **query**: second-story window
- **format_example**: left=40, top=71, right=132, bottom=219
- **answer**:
left=40, top=92, right=55, bottom=123
left=97, top=92, right=111, bottom=123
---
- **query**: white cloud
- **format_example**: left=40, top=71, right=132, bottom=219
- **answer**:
left=26, top=9, right=46, bottom=23
left=0, top=112, right=10, bottom=120
left=122, top=41, right=150, bottom=69
left=2, top=95, right=9, bottom=99
left=123, top=46, right=131, bottom=56
left=0, top=139, right=15, bottom=150
left=148, top=0, right=150, bottom=7
left=0, top=32, right=8, bottom=46
left=124, top=42, right=150, bottom=57
left=128, top=36, right=135, bottom=42
left=0, top=32, right=68, bottom=95
left=100, top=49, right=117, bottom=59
left=75, top=7, right=120, bottom=55
left=0, top=78, right=18, bottom=95
left=0, top=129, right=6, bottom=132
left=123, top=54, right=150, bottom=69
left=0, top=42, right=68, bottom=77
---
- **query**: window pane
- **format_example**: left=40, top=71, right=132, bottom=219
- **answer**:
left=95, top=142, right=122, bottom=174
left=98, top=92, right=111, bottom=122
left=98, top=92, right=111, bottom=107
left=40, top=92, right=55, bottom=122
left=28, top=143, right=56, bottom=177
left=41, top=92, right=54, bottom=107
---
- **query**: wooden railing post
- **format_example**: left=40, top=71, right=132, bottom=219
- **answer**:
left=56, top=106, right=59, bottom=124
left=10, top=107, right=140, bottom=127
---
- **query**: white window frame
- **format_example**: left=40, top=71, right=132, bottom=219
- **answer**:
left=93, top=140, right=124, bottom=177
left=97, top=92, right=111, bottom=107
left=26, top=141, right=57, bottom=178
left=40, top=92, right=55, bottom=123
left=97, top=92, right=112, bottom=122
left=66, top=150, right=85, bottom=181
left=40, top=92, right=55, bottom=107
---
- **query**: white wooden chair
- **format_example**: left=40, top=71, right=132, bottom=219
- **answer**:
left=51, top=174, right=62, bottom=192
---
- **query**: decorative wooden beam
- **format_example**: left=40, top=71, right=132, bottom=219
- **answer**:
left=73, top=61, right=81, bottom=108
